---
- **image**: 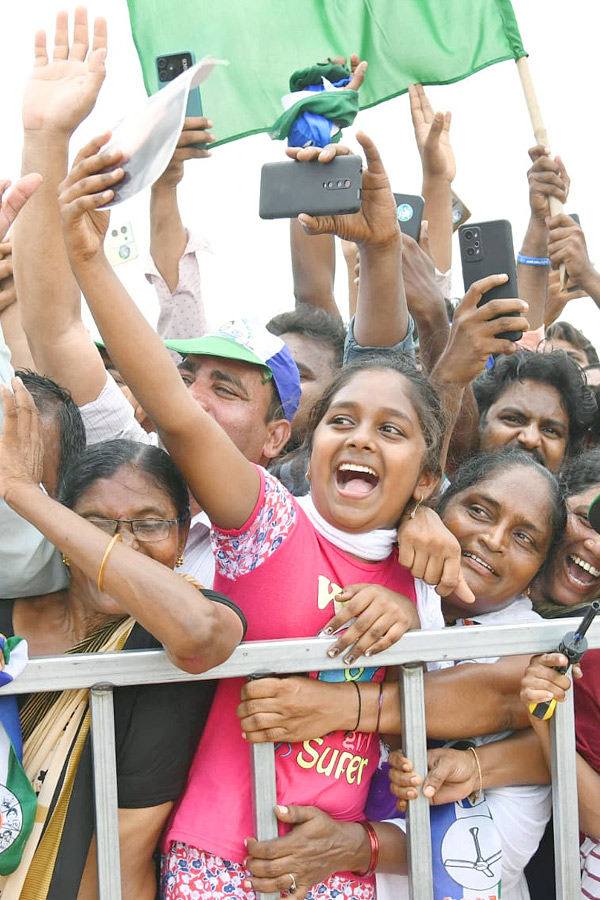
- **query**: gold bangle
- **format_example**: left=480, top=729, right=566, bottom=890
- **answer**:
left=97, top=534, right=123, bottom=592
left=468, top=745, right=483, bottom=802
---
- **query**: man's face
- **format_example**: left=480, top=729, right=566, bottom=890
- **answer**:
left=478, top=379, right=569, bottom=473
left=279, top=331, right=337, bottom=449
left=178, top=354, right=289, bottom=464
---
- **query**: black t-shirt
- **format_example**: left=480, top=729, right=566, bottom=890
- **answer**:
left=0, top=592, right=245, bottom=899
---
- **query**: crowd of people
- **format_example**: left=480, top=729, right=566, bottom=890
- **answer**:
left=1, top=8, right=600, bottom=900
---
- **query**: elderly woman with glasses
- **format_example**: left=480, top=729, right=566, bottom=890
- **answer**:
left=0, top=378, right=245, bottom=900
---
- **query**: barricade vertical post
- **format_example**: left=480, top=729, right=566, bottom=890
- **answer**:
left=400, top=663, right=433, bottom=900
left=250, top=742, right=280, bottom=900
left=90, top=683, right=122, bottom=900
left=550, top=688, right=581, bottom=899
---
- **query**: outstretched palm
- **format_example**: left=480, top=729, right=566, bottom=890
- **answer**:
left=409, top=84, right=455, bottom=182
left=23, top=9, right=106, bottom=136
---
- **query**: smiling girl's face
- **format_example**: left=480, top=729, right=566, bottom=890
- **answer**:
left=308, top=369, right=439, bottom=534
left=440, top=465, right=555, bottom=620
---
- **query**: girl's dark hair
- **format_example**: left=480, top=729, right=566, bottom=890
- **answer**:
left=437, top=448, right=567, bottom=574
left=304, top=352, right=446, bottom=476
left=59, top=439, right=190, bottom=522
left=561, top=447, right=600, bottom=498
left=546, top=321, right=599, bottom=366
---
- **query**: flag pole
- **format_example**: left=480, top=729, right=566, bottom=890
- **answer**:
left=516, top=56, right=567, bottom=288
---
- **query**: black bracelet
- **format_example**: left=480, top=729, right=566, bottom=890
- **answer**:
left=349, top=680, right=362, bottom=733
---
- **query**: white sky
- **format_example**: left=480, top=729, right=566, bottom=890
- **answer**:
left=3, top=0, right=600, bottom=349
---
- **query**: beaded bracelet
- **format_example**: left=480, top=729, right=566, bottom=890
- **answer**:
left=354, top=822, right=380, bottom=877
left=517, top=253, right=551, bottom=266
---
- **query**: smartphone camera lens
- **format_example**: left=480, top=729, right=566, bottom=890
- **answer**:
left=121, top=226, right=128, bottom=234
left=466, top=247, right=475, bottom=257
left=336, top=180, right=342, bottom=188
left=344, top=179, right=351, bottom=188
left=464, top=230, right=473, bottom=241
left=327, top=180, right=334, bottom=189
left=474, top=241, right=480, bottom=248
left=111, top=229, right=118, bottom=237
left=159, top=72, right=168, bottom=82
left=158, top=58, right=167, bottom=69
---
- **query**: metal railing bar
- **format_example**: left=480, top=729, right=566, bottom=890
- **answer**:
left=550, top=689, right=581, bottom=899
left=90, top=684, right=122, bottom=900
left=2, top=619, right=599, bottom=694
left=400, top=664, right=433, bottom=900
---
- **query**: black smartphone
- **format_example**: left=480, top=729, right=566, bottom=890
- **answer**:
left=459, top=219, right=522, bottom=341
left=259, top=156, right=362, bottom=219
left=451, top=190, right=471, bottom=231
left=156, top=51, right=205, bottom=148
left=392, top=193, right=424, bottom=241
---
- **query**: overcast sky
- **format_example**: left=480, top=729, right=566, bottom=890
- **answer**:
left=3, top=0, right=600, bottom=348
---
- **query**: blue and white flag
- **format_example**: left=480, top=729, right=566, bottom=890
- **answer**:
left=0, top=637, right=36, bottom=875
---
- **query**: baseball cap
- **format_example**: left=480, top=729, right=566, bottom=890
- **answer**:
left=164, top=318, right=301, bottom=421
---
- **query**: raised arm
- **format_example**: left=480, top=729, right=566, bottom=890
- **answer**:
left=517, top=146, right=569, bottom=331
left=58, top=135, right=259, bottom=528
left=294, top=131, right=409, bottom=348
left=0, top=378, right=243, bottom=672
left=547, top=213, right=600, bottom=308
left=409, top=84, right=454, bottom=275
left=12, top=9, right=109, bottom=405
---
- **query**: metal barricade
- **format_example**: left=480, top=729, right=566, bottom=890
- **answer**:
left=2, top=617, right=598, bottom=899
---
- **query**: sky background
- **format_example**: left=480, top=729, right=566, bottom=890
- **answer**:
left=3, top=0, right=600, bottom=349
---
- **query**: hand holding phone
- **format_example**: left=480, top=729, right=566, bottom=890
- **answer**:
left=392, top=193, right=424, bottom=242
left=459, top=220, right=522, bottom=341
left=156, top=52, right=207, bottom=149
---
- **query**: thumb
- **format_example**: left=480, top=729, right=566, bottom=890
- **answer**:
left=275, top=804, right=315, bottom=825
left=452, top=573, right=475, bottom=605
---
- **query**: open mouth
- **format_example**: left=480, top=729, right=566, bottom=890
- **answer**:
left=564, top=554, right=600, bottom=588
left=462, top=550, right=498, bottom=577
left=335, top=462, right=379, bottom=496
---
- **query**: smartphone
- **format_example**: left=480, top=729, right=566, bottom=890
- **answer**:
left=451, top=190, right=471, bottom=231
left=105, top=222, right=138, bottom=267
left=156, top=51, right=205, bottom=148
left=259, top=156, right=362, bottom=219
left=459, top=219, right=522, bottom=341
left=392, top=193, right=424, bottom=241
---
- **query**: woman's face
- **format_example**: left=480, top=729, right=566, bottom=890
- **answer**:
left=441, top=466, right=554, bottom=619
left=71, top=464, right=188, bottom=608
left=309, top=369, right=438, bottom=533
left=535, top=484, right=600, bottom=607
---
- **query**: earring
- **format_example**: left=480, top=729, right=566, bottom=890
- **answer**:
left=410, top=495, right=424, bottom=520
left=176, top=555, right=184, bottom=568
left=62, top=554, right=70, bottom=568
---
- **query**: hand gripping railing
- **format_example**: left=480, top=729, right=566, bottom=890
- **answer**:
left=2, top=617, right=598, bottom=900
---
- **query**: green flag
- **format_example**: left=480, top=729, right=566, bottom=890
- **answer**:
left=126, top=0, right=526, bottom=146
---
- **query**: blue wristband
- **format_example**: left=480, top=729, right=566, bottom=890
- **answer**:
left=517, top=253, right=551, bottom=266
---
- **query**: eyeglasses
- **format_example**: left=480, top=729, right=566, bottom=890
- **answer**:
left=83, top=517, right=179, bottom=543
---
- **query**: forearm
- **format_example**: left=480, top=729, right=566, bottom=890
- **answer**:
left=578, top=268, right=600, bottom=306
left=5, top=483, right=240, bottom=671
left=410, top=293, right=449, bottom=375
left=479, top=729, right=550, bottom=789
left=354, top=237, right=408, bottom=346
left=290, top=219, right=338, bottom=314
left=0, top=303, right=35, bottom=371
left=14, top=133, right=105, bottom=402
left=517, top=217, right=549, bottom=329
left=421, top=176, right=452, bottom=273
left=149, top=184, right=187, bottom=293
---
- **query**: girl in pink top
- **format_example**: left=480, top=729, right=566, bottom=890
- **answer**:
left=159, top=355, right=447, bottom=900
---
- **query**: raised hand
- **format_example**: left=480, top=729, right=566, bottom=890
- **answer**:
left=58, top=132, right=124, bottom=268
left=23, top=8, right=107, bottom=136
left=527, top=145, right=569, bottom=223
left=0, top=241, right=15, bottom=313
left=291, top=131, right=400, bottom=248
left=152, top=116, right=216, bottom=191
left=0, top=378, right=44, bottom=505
left=0, top=175, right=43, bottom=243
left=409, top=84, right=455, bottom=183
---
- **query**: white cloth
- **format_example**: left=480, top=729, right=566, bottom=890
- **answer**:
left=581, top=835, right=600, bottom=898
left=0, top=323, right=67, bottom=598
left=145, top=229, right=213, bottom=340
left=296, top=494, right=397, bottom=561
left=78, top=372, right=157, bottom=447
left=179, top=511, right=215, bottom=589
left=376, top=596, right=551, bottom=900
